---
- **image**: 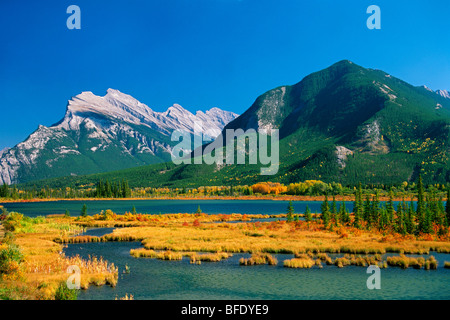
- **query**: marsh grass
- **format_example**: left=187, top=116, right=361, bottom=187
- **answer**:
left=387, top=255, right=438, bottom=270
left=130, top=248, right=158, bottom=258
left=190, top=252, right=232, bottom=263
left=283, top=257, right=315, bottom=269
left=239, top=253, right=277, bottom=266
left=156, top=251, right=183, bottom=260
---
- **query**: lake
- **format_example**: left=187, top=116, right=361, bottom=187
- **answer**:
left=0, top=199, right=327, bottom=217
left=63, top=239, right=450, bottom=300
left=0, top=199, right=416, bottom=218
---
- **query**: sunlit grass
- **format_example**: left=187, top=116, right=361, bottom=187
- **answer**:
left=239, top=253, right=277, bottom=266
left=283, top=258, right=315, bottom=269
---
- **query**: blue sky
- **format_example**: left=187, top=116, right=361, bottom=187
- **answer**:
left=0, top=0, right=449, bottom=150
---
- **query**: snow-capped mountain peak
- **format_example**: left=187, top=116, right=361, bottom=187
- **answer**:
left=0, top=89, right=239, bottom=185
left=63, top=89, right=237, bottom=137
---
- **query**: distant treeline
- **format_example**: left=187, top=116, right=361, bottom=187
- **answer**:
left=1, top=177, right=449, bottom=201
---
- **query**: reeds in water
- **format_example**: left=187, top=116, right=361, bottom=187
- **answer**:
left=190, top=252, right=232, bottom=263
left=283, top=257, right=315, bottom=269
left=239, top=253, right=278, bottom=266
left=387, top=254, right=438, bottom=269
left=130, top=248, right=157, bottom=258
left=156, top=251, right=183, bottom=260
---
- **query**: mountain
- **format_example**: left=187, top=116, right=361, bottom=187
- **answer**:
left=0, top=148, right=8, bottom=158
left=436, top=89, right=450, bottom=100
left=0, top=89, right=238, bottom=185
left=19, top=61, right=450, bottom=189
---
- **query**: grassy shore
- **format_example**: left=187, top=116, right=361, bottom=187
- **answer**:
left=1, top=211, right=449, bottom=299
left=0, top=194, right=434, bottom=204
left=0, top=214, right=118, bottom=299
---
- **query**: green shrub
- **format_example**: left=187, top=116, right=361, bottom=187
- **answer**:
left=0, top=244, right=24, bottom=274
left=54, top=282, right=78, bottom=300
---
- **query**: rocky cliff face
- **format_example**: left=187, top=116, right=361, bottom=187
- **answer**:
left=0, top=89, right=238, bottom=184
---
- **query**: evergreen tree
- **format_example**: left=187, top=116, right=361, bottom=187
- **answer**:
left=131, top=205, right=137, bottom=215
left=339, top=201, right=350, bottom=224
left=105, top=180, right=112, bottom=198
left=396, top=204, right=406, bottom=235
left=286, top=201, right=294, bottom=223
left=64, top=209, right=70, bottom=218
left=406, top=200, right=416, bottom=234
left=363, top=194, right=371, bottom=225
left=386, top=190, right=395, bottom=224
left=81, top=204, right=88, bottom=217
left=331, top=195, right=338, bottom=226
left=0, top=184, right=9, bottom=198
left=321, top=194, right=330, bottom=227
left=304, top=205, right=312, bottom=223
left=417, top=175, right=426, bottom=233
left=379, top=206, right=388, bottom=230
left=423, top=207, right=432, bottom=234
left=353, top=184, right=363, bottom=228
left=370, top=192, right=380, bottom=228
left=196, top=205, right=202, bottom=214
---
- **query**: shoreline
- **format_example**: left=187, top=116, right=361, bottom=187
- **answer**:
left=0, top=195, right=425, bottom=204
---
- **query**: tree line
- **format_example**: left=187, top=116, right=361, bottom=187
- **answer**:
left=318, top=176, right=450, bottom=235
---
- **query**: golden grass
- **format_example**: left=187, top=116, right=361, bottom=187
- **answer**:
left=386, top=254, right=438, bottom=270
left=190, top=252, right=232, bottom=263
left=156, top=251, right=183, bottom=261
left=104, top=219, right=450, bottom=256
left=130, top=248, right=158, bottom=258
left=283, top=258, right=315, bottom=269
left=1, top=216, right=118, bottom=299
left=239, top=253, right=278, bottom=266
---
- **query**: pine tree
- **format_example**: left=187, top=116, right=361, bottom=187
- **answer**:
left=81, top=204, right=88, bottom=217
left=370, top=192, right=380, bottom=228
left=417, top=175, right=426, bottom=233
left=331, top=195, right=338, bottom=226
left=0, top=184, right=9, bottom=198
left=339, top=201, right=350, bottom=224
left=386, top=190, right=395, bottom=224
left=286, top=201, right=294, bottom=223
left=406, top=200, right=416, bottom=234
left=105, top=180, right=112, bottom=198
left=196, top=205, right=202, bottom=214
left=423, top=207, right=432, bottom=234
left=396, top=204, right=406, bottom=235
left=363, top=194, right=371, bottom=225
left=131, top=206, right=137, bottom=215
left=121, top=180, right=131, bottom=198
left=304, top=205, right=312, bottom=223
left=321, top=194, right=330, bottom=227
left=353, top=184, right=363, bottom=228
left=64, top=209, right=70, bottom=218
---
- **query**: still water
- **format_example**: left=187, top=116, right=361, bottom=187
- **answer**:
left=0, top=199, right=328, bottom=217
left=2, top=198, right=417, bottom=218
left=64, top=240, right=450, bottom=300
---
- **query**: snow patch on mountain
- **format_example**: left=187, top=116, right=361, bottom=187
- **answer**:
left=436, top=89, right=450, bottom=99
